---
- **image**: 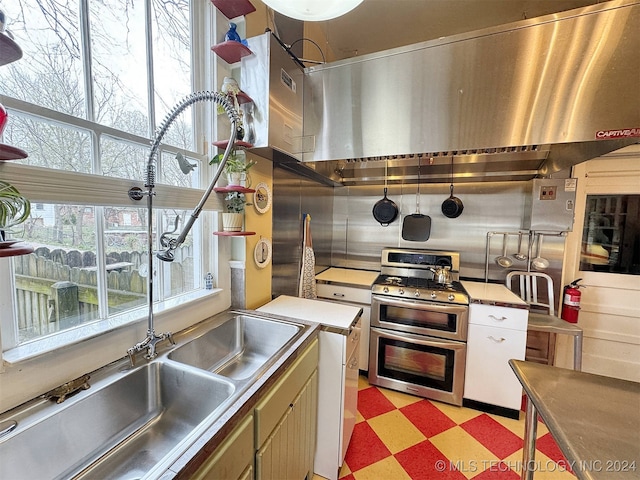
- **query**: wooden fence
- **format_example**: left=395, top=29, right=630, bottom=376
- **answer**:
left=13, top=246, right=193, bottom=342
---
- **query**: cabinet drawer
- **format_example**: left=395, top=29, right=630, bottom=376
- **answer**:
left=254, top=339, right=318, bottom=447
left=317, top=284, right=371, bottom=304
left=469, top=303, right=528, bottom=331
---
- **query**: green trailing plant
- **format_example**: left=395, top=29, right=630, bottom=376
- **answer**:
left=209, top=149, right=257, bottom=174
left=0, top=180, right=31, bottom=241
left=225, top=191, right=250, bottom=213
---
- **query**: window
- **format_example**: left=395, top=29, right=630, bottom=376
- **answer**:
left=0, top=0, right=215, bottom=350
left=580, top=195, right=640, bottom=275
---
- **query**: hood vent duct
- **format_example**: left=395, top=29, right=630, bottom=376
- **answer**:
left=300, top=0, right=640, bottom=185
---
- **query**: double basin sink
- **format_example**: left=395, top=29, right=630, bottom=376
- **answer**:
left=0, top=311, right=308, bottom=479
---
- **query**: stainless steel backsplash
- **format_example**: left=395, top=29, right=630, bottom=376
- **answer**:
left=271, top=166, right=334, bottom=298
left=272, top=170, right=565, bottom=302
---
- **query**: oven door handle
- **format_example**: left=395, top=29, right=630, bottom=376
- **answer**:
left=372, top=294, right=467, bottom=314
left=371, top=327, right=466, bottom=351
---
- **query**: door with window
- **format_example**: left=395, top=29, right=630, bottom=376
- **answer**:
left=560, top=146, right=640, bottom=381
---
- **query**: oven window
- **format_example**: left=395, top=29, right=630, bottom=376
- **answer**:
left=378, top=337, right=454, bottom=392
left=382, top=304, right=456, bottom=333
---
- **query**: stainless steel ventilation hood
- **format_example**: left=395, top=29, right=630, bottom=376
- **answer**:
left=241, top=32, right=304, bottom=160
left=299, top=0, right=640, bottom=185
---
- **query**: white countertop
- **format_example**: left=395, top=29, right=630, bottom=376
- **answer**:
left=315, top=268, right=380, bottom=288
left=462, top=280, right=528, bottom=307
left=257, top=295, right=362, bottom=330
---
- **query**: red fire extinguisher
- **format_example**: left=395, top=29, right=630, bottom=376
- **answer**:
left=561, top=278, right=583, bottom=323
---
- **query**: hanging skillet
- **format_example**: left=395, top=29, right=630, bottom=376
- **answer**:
left=441, top=156, right=464, bottom=218
left=402, top=157, right=431, bottom=241
left=373, top=161, right=399, bottom=226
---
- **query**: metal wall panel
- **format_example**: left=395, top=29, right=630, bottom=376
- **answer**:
left=303, top=2, right=640, bottom=165
left=272, top=172, right=565, bottom=301
left=271, top=167, right=333, bottom=298
left=330, top=181, right=565, bottom=289
left=242, top=33, right=304, bottom=160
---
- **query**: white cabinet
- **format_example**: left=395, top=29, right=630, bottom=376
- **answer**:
left=257, top=295, right=362, bottom=480
left=316, top=326, right=360, bottom=480
left=315, top=267, right=378, bottom=372
left=467, top=303, right=528, bottom=330
left=464, top=303, right=528, bottom=411
left=342, top=328, right=360, bottom=463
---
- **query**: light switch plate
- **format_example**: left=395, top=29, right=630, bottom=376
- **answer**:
left=540, top=185, right=557, bottom=200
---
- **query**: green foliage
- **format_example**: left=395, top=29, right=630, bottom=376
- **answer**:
left=209, top=150, right=257, bottom=173
left=0, top=181, right=31, bottom=238
left=225, top=191, right=248, bottom=213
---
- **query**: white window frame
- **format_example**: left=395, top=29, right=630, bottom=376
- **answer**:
left=0, top=0, right=228, bottom=364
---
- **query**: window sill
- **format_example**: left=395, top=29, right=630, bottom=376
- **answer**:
left=2, top=288, right=223, bottom=365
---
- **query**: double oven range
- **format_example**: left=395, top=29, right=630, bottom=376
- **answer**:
left=369, top=248, right=469, bottom=406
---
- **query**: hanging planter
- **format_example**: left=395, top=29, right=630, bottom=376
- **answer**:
left=0, top=180, right=31, bottom=242
left=222, top=212, right=243, bottom=232
left=220, top=191, right=249, bottom=232
left=226, top=171, right=245, bottom=187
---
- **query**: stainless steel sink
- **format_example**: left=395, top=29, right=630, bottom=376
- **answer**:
left=0, top=311, right=308, bottom=480
left=0, top=361, right=235, bottom=480
left=168, top=314, right=302, bottom=380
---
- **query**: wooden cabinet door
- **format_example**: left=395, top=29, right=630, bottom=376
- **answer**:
left=191, top=414, right=254, bottom=480
left=256, top=370, right=318, bottom=480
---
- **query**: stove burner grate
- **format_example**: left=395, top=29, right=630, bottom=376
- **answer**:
left=383, top=276, right=403, bottom=285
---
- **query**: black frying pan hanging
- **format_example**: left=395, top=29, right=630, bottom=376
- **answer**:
left=373, top=188, right=399, bottom=226
left=373, top=161, right=398, bottom=226
left=402, top=158, right=431, bottom=241
left=442, top=157, right=464, bottom=218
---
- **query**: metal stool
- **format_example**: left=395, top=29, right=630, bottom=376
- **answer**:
left=506, top=271, right=583, bottom=371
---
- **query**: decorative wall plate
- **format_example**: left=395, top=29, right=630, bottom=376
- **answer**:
left=253, top=182, right=272, bottom=214
left=254, top=237, right=272, bottom=269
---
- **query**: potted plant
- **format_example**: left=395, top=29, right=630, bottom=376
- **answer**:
left=0, top=180, right=30, bottom=243
left=210, top=149, right=257, bottom=187
left=221, top=191, right=249, bottom=232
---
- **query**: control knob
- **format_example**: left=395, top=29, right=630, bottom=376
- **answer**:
left=414, top=290, right=420, bottom=297
left=383, top=286, right=389, bottom=293
left=448, top=294, right=455, bottom=302
left=399, top=288, right=405, bottom=295
left=430, top=291, right=437, bottom=299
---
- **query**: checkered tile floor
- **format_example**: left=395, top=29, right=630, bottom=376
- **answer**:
left=320, top=375, right=576, bottom=480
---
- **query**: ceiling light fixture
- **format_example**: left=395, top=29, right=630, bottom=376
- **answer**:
left=262, top=0, right=363, bottom=21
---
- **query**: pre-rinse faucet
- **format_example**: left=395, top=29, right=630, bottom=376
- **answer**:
left=127, top=91, right=241, bottom=366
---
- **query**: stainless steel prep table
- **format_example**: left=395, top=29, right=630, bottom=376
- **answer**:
left=509, top=360, right=640, bottom=480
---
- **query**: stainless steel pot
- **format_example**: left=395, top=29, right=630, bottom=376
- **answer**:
left=430, top=265, right=452, bottom=284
